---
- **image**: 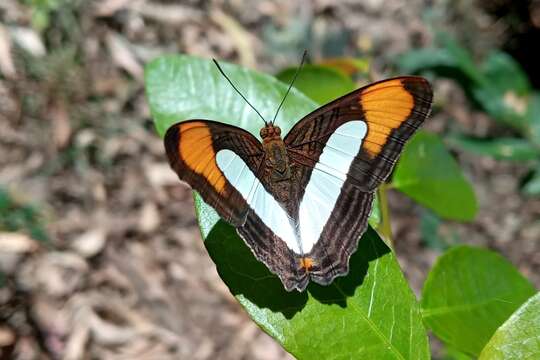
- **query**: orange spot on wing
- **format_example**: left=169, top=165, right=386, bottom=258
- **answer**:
left=360, top=79, right=414, bottom=156
left=299, top=257, right=315, bottom=272
left=362, top=141, right=382, bottom=155
left=179, top=122, right=227, bottom=194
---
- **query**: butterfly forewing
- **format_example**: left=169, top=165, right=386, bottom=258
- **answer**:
left=285, top=76, right=432, bottom=191
left=164, top=120, right=263, bottom=225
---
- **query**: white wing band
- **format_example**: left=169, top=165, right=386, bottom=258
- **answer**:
left=298, top=121, right=366, bottom=253
left=216, top=149, right=300, bottom=253
left=215, top=120, right=366, bottom=255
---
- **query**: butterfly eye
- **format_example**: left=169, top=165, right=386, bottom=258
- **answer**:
left=260, top=128, right=267, bottom=137
left=275, top=127, right=281, bottom=135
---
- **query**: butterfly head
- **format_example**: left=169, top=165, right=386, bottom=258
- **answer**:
left=260, top=125, right=282, bottom=142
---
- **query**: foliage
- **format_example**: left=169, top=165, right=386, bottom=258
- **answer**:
left=479, top=292, right=540, bottom=359
left=23, top=0, right=84, bottom=32
left=421, top=246, right=536, bottom=356
left=392, top=132, right=477, bottom=221
left=23, top=0, right=62, bottom=31
left=0, top=188, right=48, bottom=289
left=419, top=210, right=459, bottom=251
left=0, top=188, right=48, bottom=243
left=399, top=34, right=540, bottom=195
left=145, top=55, right=538, bottom=359
left=276, top=65, right=356, bottom=104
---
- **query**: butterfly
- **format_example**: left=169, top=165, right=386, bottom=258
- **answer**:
left=164, top=58, right=433, bottom=292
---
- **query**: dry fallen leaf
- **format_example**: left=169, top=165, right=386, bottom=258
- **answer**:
left=71, top=228, right=107, bottom=258
left=210, top=9, right=256, bottom=68
left=0, top=327, right=15, bottom=348
left=138, top=201, right=160, bottom=233
left=144, top=162, right=180, bottom=188
left=106, top=32, right=144, bottom=81
left=92, top=0, right=132, bottom=17
left=8, top=26, right=46, bottom=57
left=0, top=232, right=39, bottom=253
left=129, top=1, right=202, bottom=24
left=0, top=23, right=16, bottom=79
left=49, top=101, right=72, bottom=149
left=18, top=252, right=88, bottom=297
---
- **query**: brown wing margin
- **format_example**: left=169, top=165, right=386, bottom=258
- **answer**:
left=307, top=184, right=373, bottom=286
left=285, top=76, right=433, bottom=192
left=164, top=120, right=264, bottom=226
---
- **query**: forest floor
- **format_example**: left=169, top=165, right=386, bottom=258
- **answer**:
left=1, top=0, right=539, bottom=359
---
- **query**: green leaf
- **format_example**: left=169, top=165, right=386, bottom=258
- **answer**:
left=479, top=292, right=540, bottom=360
left=368, top=193, right=381, bottom=228
left=398, top=37, right=530, bottom=131
left=442, top=345, right=474, bottom=360
left=392, top=131, right=478, bottom=221
left=419, top=210, right=445, bottom=250
left=0, top=188, right=49, bottom=243
left=422, top=246, right=536, bottom=356
left=470, top=52, right=531, bottom=130
left=447, top=135, right=539, bottom=162
left=146, top=55, right=429, bottom=359
left=480, top=52, right=530, bottom=96
left=522, top=165, right=540, bottom=196
left=276, top=64, right=356, bottom=105
left=205, top=220, right=429, bottom=359
left=398, top=34, right=483, bottom=86
left=471, top=86, right=528, bottom=131
left=419, top=210, right=459, bottom=251
left=398, top=48, right=476, bottom=84
left=145, top=55, right=318, bottom=137
left=525, top=92, right=540, bottom=147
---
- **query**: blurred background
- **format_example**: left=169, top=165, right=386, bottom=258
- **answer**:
left=1, top=0, right=539, bottom=359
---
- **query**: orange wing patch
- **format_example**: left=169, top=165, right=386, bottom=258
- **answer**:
left=360, top=79, right=414, bottom=157
left=299, top=257, right=315, bottom=272
left=179, top=122, right=227, bottom=194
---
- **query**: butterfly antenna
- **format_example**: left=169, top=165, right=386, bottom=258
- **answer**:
left=271, top=50, right=307, bottom=125
left=212, top=59, right=267, bottom=125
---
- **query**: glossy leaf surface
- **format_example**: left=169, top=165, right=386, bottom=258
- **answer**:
left=422, top=246, right=536, bottom=356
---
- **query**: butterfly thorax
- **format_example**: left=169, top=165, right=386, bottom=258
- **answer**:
left=260, top=125, right=291, bottom=184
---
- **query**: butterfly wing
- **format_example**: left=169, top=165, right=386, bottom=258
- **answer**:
left=165, top=120, right=308, bottom=291
left=284, top=76, right=433, bottom=286
left=165, top=120, right=264, bottom=226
